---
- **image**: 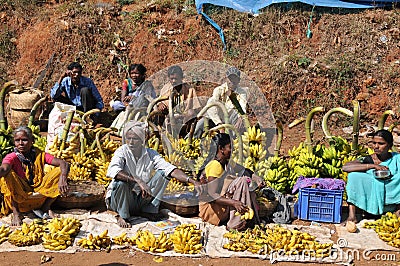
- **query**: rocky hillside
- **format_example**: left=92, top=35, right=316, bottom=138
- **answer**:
left=1, top=0, right=400, bottom=145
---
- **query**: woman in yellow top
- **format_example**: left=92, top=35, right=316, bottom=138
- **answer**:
left=0, top=126, right=69, bottom=225
left=199, top=133, right=264, bottom=230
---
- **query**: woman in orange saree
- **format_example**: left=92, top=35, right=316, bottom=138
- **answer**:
left=0, top=126, right=69, bottom=225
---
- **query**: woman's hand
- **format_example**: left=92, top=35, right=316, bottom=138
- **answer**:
left=373, top=164, right=389, bottom=171
left=232, top=200, right=247, bottom=214
left=58, top=176, right=69, bottom=196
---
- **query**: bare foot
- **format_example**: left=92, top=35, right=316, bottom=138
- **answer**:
left=11, top=214, right=22, bottom=226
left=117, top=216, right=132, bottom=228
left=341, top=217, right=357, bottom=227
left=395, top=209, right=400, bottom=217
left=47, top=210, right=59, bottom=219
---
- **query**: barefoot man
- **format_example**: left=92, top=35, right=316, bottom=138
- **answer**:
left=105, top=121, right=202, bottom=228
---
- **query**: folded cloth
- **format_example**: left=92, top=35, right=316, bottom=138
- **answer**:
left=111, top=100, right=126, bottom=111
left=292, top=176, right=346, bottom=194
left=32, top=209, right=44, bottom=219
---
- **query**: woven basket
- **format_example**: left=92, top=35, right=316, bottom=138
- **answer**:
left=55, top=181, right=105, bottom=209
left=8, top=109, right=30, bottom=129
left=161, top=199, right=199, bottom=217
left=258, top=199, right=278, bottom=218
left=9, top=87, right=43, bottom=110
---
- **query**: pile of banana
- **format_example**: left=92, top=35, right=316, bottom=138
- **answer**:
left=112, top=232, right=136, bottom=246
left=242, top=126, right=266, bottom=144
left=170, top=224, right=203, bottom=254
left=0, top=224, right=11, bottom=244
left=77, top=230, right=111, bottom=250
left=223, top=224, right=332, bottom=256
left=101, top=138, right=120, bottom=160
left=47, top=134, right=80, bottom=161
left=165, top=178, right=194, bottom=194
left=147, top=134, right=163, bottom=154
left=134, top=230, right=172, bottom=253
left=41, top=217, right=81, bottom=251
left=93, top=159, right=112, bottom=186
left=256, top=156, right=289, bottom=193
left=363, top=212, right=400, bottom=247
left=46, top=217, right=81, bottom=236
left=42, top=233, right=73, bottom=251
left=238, top=126, right=267, bottom=172
left=235, top=206, right=254, bottom=220
left=8, top=221, right=44, bottom=247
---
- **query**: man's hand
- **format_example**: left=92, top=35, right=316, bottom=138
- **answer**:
left=137, top=180, right=152, bottom=198
left=157, top=102, right=168, bottom=113
left=192, top=179, right=204, bottom=195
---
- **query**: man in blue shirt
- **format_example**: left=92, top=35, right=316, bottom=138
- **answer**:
left=50, top=62, right=104, bottom=112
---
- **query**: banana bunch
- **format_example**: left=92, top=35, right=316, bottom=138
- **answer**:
left=0, top=224, right=11, bottom=244
left=248, top=143, right=267, bottom=161
left=223, top=224, right=332, bottom=256
left=46, top=217, right=81, bottom=237
left=0, top=126, right=14, bottom=162
left=363, top=212, right=400, bottom=247
left=175, top=138, right=201, bottom=160
left=297, top=152, right=323, bottom=169
left=170, top=224, right=203, bottom=254
left=77, top=230, right=111, bottom=250
left=258, top=156, right=289, bottom=193
left=321, top=146, right=340, bottom=161
left=94, top=159, right=112, bottom=186
left=29, top=125, right=47, bottom=151
left=287, top=143, right=307, bottom=157
left=112, top=232, right=136, bottom=246
left=243, top=156, right=256, bottom=171
left=42, top=232, right=73, bottom=251
left=242, top=126, right=265, bottom=144
left=165, top=178, right=194, bottom=194
left=193, top=152, right=208, bottom=175
left=164, top=151, right=184, bottom=166
left=8, top=221, right=44, bottom=247
left=322, top=163, right=341, bottom=178
left=147, top=134, right=163, bottom=154
left=235, top=206, right=254, bottom=220
left=101, top=138, right=121, bottom=159
left=134, top=230, right=172, bottom=253
left=68, top=164, right=92, bottom=181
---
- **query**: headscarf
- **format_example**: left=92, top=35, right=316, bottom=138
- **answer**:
left=122, top=121, right=147, bottom=145
left=14, top=147, right=36, bottom=185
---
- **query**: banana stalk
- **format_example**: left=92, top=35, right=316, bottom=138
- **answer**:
left=79, top=127, right=86, bottom=156
left=82, top=109, right=101, bottom=124
left=27, top=97, right=47, bottom=127
left=0, top=80, right=18, bottom=130
left=127, top=107, right=147, bottom=122
left=378, top=110, right=395, bottom=130
left=306, top=107, right=324, bottom=151
left=352, top=100, right=360, bottom=151
left=196, top=102, right=229, bottom=135
left=322, top=107, right=353, bottom=139
left=274, top=120, right=283, bottom=157
left=59, top=111, right=75, bottom=151
left=96, top=128, right=117, bottom=161
left=209, top=123, right=243, bottom=165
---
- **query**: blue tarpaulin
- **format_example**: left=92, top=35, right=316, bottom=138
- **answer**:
left=195, top=0, right=399, bottom=49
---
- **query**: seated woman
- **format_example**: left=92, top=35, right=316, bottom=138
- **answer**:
left=105, top=121, right=202, bottom=228
left=198, top=133, right=264, bottom=230
left=343, top=129, right=400, bottom=224
left=0, top=126, right=69, bottom=226
left=120, top=63, right=156, bottom=106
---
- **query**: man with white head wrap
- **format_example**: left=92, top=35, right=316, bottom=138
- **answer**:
left=105, top=121, right=202, bottom=227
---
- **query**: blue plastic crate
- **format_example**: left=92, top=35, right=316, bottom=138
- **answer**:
left=297, top=188, right=343, bottom=223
